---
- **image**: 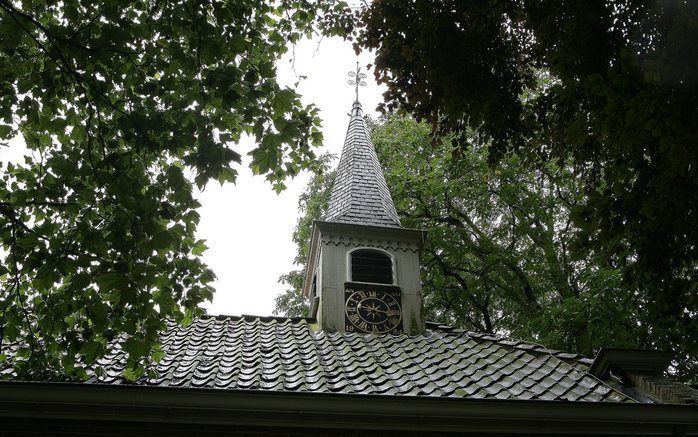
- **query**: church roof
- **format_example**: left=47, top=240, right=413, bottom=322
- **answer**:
left=84, top=315, right=634, bottom=403
left=324, top=101, right=401, bottom=227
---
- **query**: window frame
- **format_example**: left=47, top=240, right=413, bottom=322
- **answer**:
left=346, top=247, right=396, bottom=285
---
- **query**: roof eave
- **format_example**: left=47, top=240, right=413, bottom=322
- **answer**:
left=1, top=382, right=696, bottom=435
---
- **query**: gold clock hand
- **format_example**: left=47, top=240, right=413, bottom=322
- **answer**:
left=357, top=303, right=400, bottom=316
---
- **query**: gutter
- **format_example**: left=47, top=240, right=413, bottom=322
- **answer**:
left=0, top=382, right=696, bottom=435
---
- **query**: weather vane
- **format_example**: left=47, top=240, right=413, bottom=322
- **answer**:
left=347, top=61, right=367, bottom=102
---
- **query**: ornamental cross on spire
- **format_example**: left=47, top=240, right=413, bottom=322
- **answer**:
left=347, top=61, right=367, bottom=102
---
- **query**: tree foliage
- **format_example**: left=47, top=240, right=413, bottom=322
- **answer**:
left=277, top=115, right=696, bottom=380
left=372, top=117, right=639, bottom=355
left=274, top=154, right=334, bottom=317
left=350, top=0, right=696, bottom=376
left=0, top=0, right=346, bottom=380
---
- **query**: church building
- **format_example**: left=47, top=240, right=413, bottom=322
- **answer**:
left=1, top=90, right=697, bottom=435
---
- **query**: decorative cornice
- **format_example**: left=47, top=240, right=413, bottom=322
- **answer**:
left=315, top=220, right=425, bottom=246
left=320, top=235, right=420, bottom=253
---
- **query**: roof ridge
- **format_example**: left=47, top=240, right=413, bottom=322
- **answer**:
left=425, top=321, right=593, bottom=365
left=468, top=332, right=593, bottom=364
left=200, top=314, right=316, bottom=324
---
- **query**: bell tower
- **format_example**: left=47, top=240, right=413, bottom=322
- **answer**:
left=302, top=66, right=425, bottom=335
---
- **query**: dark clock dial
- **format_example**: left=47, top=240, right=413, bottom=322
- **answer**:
left=345, top=289, right=403, bottom=334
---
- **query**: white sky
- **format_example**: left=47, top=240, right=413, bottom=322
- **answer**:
left=198, top=37, right=385, bottom=316
left=2, top=36, right=386, bottom=317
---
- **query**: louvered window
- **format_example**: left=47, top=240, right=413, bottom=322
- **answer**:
left=350, top=249, right=393, bottom=284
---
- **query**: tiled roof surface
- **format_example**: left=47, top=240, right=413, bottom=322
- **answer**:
left=324, top=101, right=401, bottom=227
left=91, top=315, right=632, bottom=402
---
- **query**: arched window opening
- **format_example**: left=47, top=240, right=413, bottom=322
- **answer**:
left=351, top=249, right=393, bottom=284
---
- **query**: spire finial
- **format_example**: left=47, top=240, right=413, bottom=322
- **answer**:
left=347, top=61, right=367, bottom=103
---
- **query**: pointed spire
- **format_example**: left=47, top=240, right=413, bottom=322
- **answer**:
left=324, top=100, right=401, bottom=228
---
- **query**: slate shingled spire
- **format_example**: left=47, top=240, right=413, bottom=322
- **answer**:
left=324, top=100, right=401, bottom=227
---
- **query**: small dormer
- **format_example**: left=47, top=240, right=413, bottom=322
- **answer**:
left=303, top=97, right=425, bottom=335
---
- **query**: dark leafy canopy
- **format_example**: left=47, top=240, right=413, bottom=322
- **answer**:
left=353, top=1, right=697, bottom=375
left=276, top=115, right=696, bottom=381
left=0, top=0, right=346, bottom=380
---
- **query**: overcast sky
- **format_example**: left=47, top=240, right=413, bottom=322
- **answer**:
left=199, top=37, right=385, bottom=316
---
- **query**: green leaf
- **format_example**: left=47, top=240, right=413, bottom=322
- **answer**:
left=95, top=272, right=127, bottom=292
left=192, top=240, right=208, bottom=256
left=123, top=365, right=145, bottom=382
left=272, top=89, right=296, bottom=114
left=0, top=124, right=13, bottom=139
left=123, top=337, right=150, bottom=360
left=80, top=340, right=105, bottom=364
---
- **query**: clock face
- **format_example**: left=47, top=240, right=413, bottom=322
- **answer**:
left=345, top=289, right=403, bottom=334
